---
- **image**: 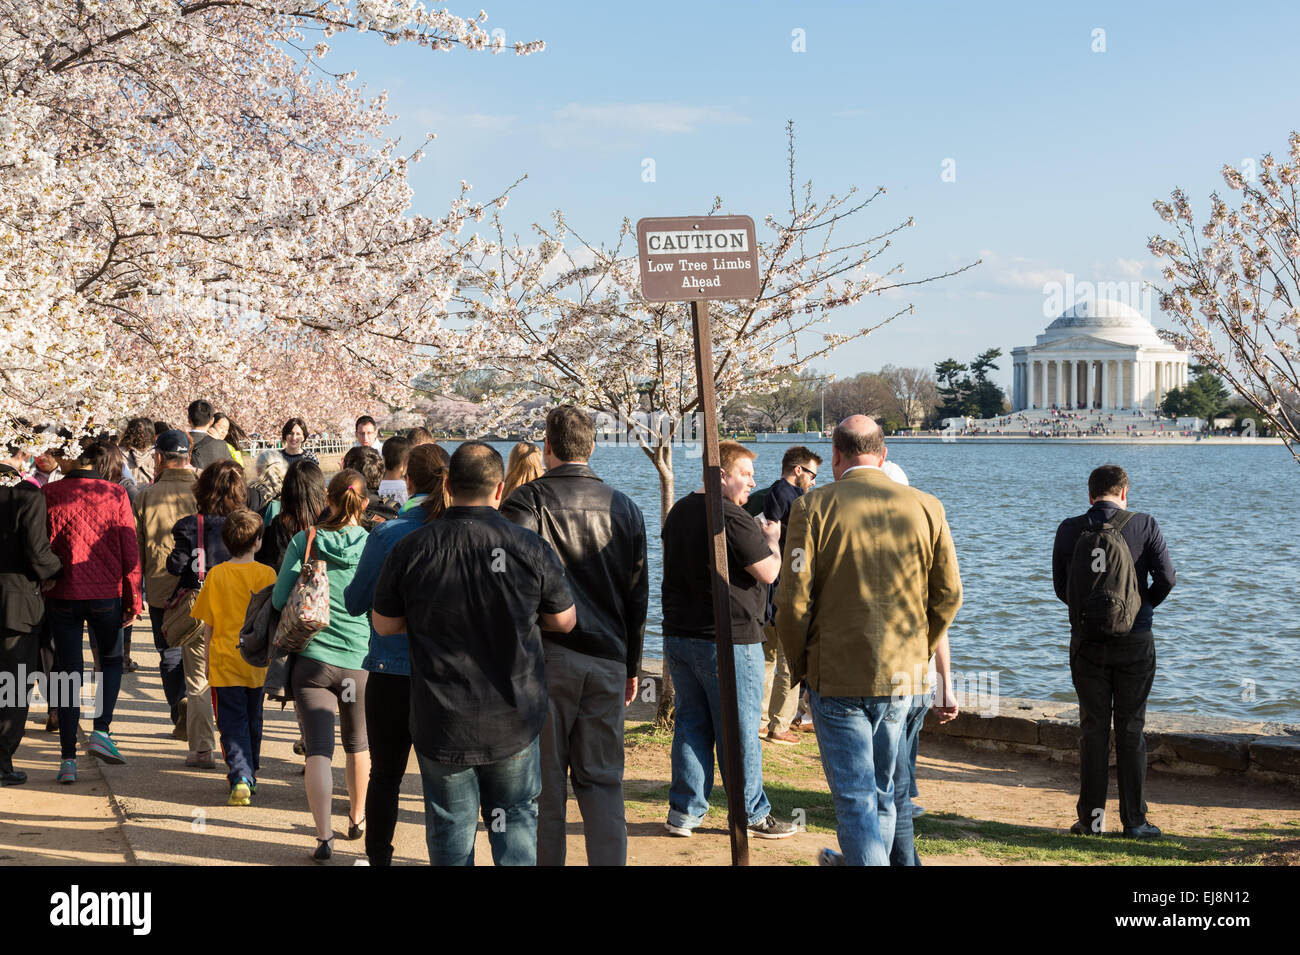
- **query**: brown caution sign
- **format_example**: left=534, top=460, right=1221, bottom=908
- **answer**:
left=636, top=215, right=760, bottom=302
left=637, top=211, right=760, bottom=865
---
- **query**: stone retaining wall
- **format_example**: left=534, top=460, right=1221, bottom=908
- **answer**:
left=636, top=660, right=1300, bottom=785
left=922, top=696, right=1300, bottom=785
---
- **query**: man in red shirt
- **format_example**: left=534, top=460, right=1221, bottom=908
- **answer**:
left=43, top=441, right=142, bottom=783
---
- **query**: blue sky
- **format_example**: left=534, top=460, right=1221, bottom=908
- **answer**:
left=325, top=0, right=1300, bottom=392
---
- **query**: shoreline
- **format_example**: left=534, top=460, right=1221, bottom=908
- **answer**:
left=884, top=435, right=1286, bottom=445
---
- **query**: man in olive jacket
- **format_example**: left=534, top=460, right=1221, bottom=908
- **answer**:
left=132, top=430, right=197, bottom=729
left=775, top=415, right=962, bottom=865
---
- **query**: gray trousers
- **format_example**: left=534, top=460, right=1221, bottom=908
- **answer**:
left=538, top=641, right=627, bottom=866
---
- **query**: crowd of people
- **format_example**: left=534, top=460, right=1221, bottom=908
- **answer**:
left=0, top=400, right=1177, bottom=865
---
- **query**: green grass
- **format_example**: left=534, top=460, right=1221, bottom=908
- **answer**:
left=622, top=720, right=1297, bottom=865
left=913, top=813, right=1289, bottom=865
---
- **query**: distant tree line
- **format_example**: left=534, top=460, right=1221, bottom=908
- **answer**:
left=732, top=366, right=941, bottom=433
left=1160, top=366, right=1280, bottom=432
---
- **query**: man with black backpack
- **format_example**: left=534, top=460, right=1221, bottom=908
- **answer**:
left=1052, top=464, right=1175, bottom=840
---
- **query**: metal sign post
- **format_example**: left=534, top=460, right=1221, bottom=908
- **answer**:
left=637, top=215, right=760, bottom=866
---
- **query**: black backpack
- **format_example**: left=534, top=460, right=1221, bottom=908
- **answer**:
left=1066, top=510, right=1142, bottom=641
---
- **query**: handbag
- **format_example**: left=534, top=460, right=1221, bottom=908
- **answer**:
left=162, top=514, right=205, bottom=649
left=273, top=525, right=330, bottom=653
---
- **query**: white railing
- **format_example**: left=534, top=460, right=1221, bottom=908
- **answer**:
left=245, top=436, right=350, bottom=456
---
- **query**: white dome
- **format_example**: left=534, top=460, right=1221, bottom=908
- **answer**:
left=1037, top=299, right=1163, bottom=346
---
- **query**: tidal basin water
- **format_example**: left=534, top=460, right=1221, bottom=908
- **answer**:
left=476, top=440, right=1299, bottom=723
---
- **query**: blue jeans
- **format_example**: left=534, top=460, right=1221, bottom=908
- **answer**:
left=47, top=598, right=123, bottom=760
left=891, top=688, right=934, bottom=867
left=212, top=686, right=264, bottom=787
left=415, top=738, right=541, bottom=866
left=810, top=689, right=909, bottom=866
left=664, top=636, right=770, bottom=829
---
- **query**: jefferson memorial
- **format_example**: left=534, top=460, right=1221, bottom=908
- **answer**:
left=1010, top=300, right=1189, bottom=411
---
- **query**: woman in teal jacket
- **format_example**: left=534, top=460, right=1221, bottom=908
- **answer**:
left=272, top=468, right=371, bottom=861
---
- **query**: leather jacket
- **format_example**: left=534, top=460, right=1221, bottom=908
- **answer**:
left=501, top=462, right=648, bottom=677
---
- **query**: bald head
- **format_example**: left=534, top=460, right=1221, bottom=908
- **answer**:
left=832, top=415, right=887, bottom=478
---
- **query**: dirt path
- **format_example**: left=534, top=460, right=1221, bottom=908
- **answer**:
left=3, top=646, right=1295, bottom=866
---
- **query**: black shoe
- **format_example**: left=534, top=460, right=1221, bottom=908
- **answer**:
left=1122, top=823, right=1162, bottom=840
left=313, top=836, right=334, bottom=862
left=171, top=699, right=188, bottom=741
left=1069, top=820, right=1100, bottom=836
left=293, top=738, right=306, bottom=756
left=0, top=769, right=27, bottom=786
left=347, top=816, right=365, bottom=840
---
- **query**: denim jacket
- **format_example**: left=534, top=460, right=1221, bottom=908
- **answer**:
left=343, top=496, right=427, bottom=675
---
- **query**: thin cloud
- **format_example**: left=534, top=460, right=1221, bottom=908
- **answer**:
left=552, top=102, right=748, bottom=134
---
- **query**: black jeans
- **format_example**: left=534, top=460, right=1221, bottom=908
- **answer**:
left=47, top=598, right=124, bottom=759
left=148, top=605, right=186, bottom=721
left=0, top=629, right=39, bottom=772
left=363, top=671, right=411, bottom=866
left=1070, top=630, right=1156, bottom=831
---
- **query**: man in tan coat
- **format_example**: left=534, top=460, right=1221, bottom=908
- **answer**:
left=132, top=430, right=198, bottom=737
left=775, top=415, right=962, bottom=865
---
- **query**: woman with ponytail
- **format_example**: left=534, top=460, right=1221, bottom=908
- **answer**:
left=271, top=468, right=372, bottom=862
left=342, top=444, right=449, bottom=865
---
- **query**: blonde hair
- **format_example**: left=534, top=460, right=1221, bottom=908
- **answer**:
left=502, top=441, right=544, bottom=500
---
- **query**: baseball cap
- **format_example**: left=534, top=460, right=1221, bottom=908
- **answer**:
left=154, top=429, right=192, bottom=455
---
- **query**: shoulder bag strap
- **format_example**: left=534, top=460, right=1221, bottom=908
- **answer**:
left=1103, top=509, right=1136, bottom=533
left=303, top=525, right=317, bottom=569
left=196, top=513, right=206, bottom=582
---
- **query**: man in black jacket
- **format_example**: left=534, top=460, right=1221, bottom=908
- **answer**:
left=501, top=406, right=649, bottom=866
left=186, top=400, right=233, bottom=472
left=1052, top=464, right=1175, bottom=839
left=0, top=443, right=63, bottom=785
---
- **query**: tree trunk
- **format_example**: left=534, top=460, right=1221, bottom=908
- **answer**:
left=650, top=439, right=676, bottom=729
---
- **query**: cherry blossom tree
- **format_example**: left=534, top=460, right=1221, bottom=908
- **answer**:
left=0, top=0, right=541, bottom=457
left=1150, top=134, right=1300, bottom=464
left=431, top=123, right=979, bottom=725
left=438, top=124, right=980, bottom=521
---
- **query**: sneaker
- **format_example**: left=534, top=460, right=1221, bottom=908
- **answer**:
left=228, top=780, right=252, bottom=807
left=185, top=750, right=216, bottom=769
left=817, top=847, right=846, bottom=866
left=87, top=730, right=125, bottom=765
left=748, top=814, right=798, bottom=840
left=662, top=821, right=693, bottom=838
left=765, top=729, right=800, bottom=745
left=1069, top=820, right=1101, bottom=836
left=56, top=759, right=77, bottom=784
